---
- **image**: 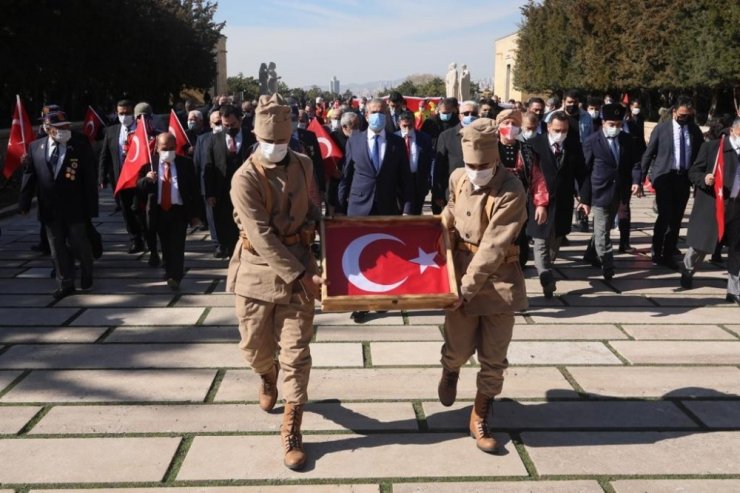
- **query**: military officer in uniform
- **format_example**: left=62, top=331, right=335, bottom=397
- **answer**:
left=437, top=118, right=528, bottom=453
left=227, top=93, right=324, bottom=470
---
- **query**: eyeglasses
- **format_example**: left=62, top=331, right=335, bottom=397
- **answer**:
left=461, top=111, right=478, bottom=117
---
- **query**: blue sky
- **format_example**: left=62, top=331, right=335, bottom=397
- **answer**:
left=215, top=0, right=529, bottom=88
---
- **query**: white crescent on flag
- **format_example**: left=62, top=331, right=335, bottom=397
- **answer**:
left=317, top=136, right=333, bottom=160
left=128, top=135, right=141, bottom=163
left=85, top=120, right=95, bottom=135
left=168, top=125, right=176, bottom=135
left=341, top=233, right=408, bottom=292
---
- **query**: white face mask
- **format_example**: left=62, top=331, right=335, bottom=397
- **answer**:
left=53, top=129, right=72, bottom=144
left=159, top=150, right=176, bottom=163
left=330, top=119, right=340, bottom=131
left=549, top=131, right=567, bottom=145
left=119, top=114, right=134, bottom=127
left=730, top=135, right=740, bottom=150
left=297, top=123, right=307, bottom=130
left=212, top=125, right=223, bottom=134
left=261, top=142, right=289, bottom=163
left=631, top=107, right=641, bottom=115
left=520, top=129, right=536, bottom=141
left=465, top=165, right=494, bottom=188
left=588, top=109, right=599, bottom=119
left=604, top=126, right=621, bottom=138
left=401, top=128, right=414, bottom=138
left=499, top=125, right=520, bottom=141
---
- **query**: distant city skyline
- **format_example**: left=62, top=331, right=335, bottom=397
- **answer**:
left=215, top=0, right=528, bottom=90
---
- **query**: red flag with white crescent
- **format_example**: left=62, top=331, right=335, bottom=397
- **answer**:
left=168, top=109, right=191, bottom=156
left=712, top=135, right=726, bottom=241
left=82, top=106, right=105, bottom=143
left=114, top=119, right=151, bottom=196
left=307, top=117, right=343, bottom=178
left=3, top=95, right=34, bottom=178
left=324, top=219, right=451, bottom=297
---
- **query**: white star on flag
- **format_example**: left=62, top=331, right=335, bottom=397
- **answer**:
left=409, top=248, right=440, bottom=274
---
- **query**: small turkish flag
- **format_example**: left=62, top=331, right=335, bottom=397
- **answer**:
left=713, top=135, right=726, bottom=241
left=82, top=106, right=105, bottom=143
left=308, top=117, right=343, bottom=178
left=324, top=219, right=451, bottom=297
left=168, top=109, right=191, bottom=156
left=3, top=95, right=34, bottom=179
left=114, top=117, right=151, bottom=196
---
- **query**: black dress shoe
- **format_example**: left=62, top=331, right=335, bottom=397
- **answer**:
left=166, top=278, right=180, bottom=291
left=618, top=242, right=633, bottom=253
left=660, top=257, right=679, bottom=271
left=52, top=286, right=76, bottom=301
left=680, top=272, right=692, bottom=289
left=351, top=311, right=369, bottom=323
left=128, top=239, right=145, bottom=254
left=711, top=253, right=723, bottom=264
left=148, top=252, right=161, bottom=267
left=583, top=252, right=602, bottom=267
left=602, top=267, right=614, bottom=281
left=80, top=277, right=93, bottom=291
left=213, top=246, right=227, bottom=258
left=726, top=293, right=740, bottom=306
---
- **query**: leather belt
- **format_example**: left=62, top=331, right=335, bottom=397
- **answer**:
left=456, top=241, right=520, bottom=263
left=241, top=233, right=301, bottom=255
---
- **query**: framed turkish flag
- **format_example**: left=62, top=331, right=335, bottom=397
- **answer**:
left=320, top=216, right=458, bottom=312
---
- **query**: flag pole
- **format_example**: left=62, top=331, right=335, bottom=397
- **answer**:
left=89, top=105, right=106, bottom=126
left=16, top=95, right=27, bottom=149
left=712, top=135, right=724, bottom=175
left=171, top=109, right=191, bottom=146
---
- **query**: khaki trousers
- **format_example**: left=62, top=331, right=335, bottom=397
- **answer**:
left=440, top=308, right=514, bottom=398
left=235, top=289, right=314, bottom=404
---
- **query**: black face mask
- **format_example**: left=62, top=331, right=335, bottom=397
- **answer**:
left=675, top=115, right=692, bottom=126
left=227, top=127, right=240, bottom=137
left=565, top=104, right=578, bottom=115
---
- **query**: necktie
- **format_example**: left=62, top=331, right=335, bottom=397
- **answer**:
left=553, top=142, right=561, bottom=159
left=227, top=134, right=236, bottom=154
left=49, top=144, right=60, bottom=177
left=608, top=137, right=619, bottom=163
left=161, top=163, right=172, bottom=211
left=404, top=135, right=411, bottom=160
left=679, top=128, right=687, bottom=170
left=372, top=135, right=380, bottom=172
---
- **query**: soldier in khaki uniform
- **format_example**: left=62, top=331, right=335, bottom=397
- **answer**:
left=227, top=93, right=324, bottom=470
left=437, top=118, right=528, bottom=453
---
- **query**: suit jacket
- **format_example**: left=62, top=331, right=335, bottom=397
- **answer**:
left=338, top=131, right=414, bottom=216
left=527, top=131, right=586, bottom=238
left=433, top=123, right=464, bottom=202
left=98, top=123, right=127, bottom=187
left=20, top=133, right=99, bottom=224
left=686, top=137, right=739, bottom=260
left=203, top=128, right=255, bottom=200
left=640, top=119, right=703, bottom=183
left=580, top=131, right=642, bottom=208
left=395, top=130, right=433, bottom=208
left=136, top=155, right=199, bottom=222
left=193, top=131, right=214, bottom=194
left=295, top=128, right=326, bottom=193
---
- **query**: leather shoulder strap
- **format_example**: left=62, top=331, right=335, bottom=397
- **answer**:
left=250, top=159, right=272, bottom=214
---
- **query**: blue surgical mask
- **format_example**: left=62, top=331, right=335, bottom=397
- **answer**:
left=368, top=113, right=386, bottom=132
left=462, top=115, right=477, bottom=127
left=439, top=113, right=452, bottom=122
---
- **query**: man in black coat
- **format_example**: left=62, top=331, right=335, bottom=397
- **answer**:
left=639, top=96, right=704, bottom=269
left=579, top=104, right=643, bottom=280
left=681, top=119, right=740, bottom=305
left=396, top=111, right=433, bottom=214
left=194, top=111, right=221, bottom=254
left=527, top=111, right=586, bottom=297
left=328, top=112, right=358, bottom=213
left=98, top=99, right=146, bottom=253
left=432, top=101, right=472, bottom=214
left=19, top=111, right=98, bottom=300
left=204, top=104, right=255, bottom=258
left=138, top=133, right=200, bottom=290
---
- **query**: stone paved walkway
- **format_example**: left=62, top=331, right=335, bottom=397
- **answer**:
left=0, top=195, right=738, bottom=492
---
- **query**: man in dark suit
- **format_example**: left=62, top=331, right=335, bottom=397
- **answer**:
left=386, top=91, right=407, bottom=134
left=396, top=111, right=433, bottom=214
left=99, top=99, right=146, bottom=253
left=19, top=111, right=98, bottom=300
left=527, top=111, right=586, bottom=297
left=639, top=96, right=704, bottom=269
left=337, top=97, right=414, bottom=322
left=432, top=100, right=474, bottom=214
left=327, top=112, right=359, bottom=214
left=579, top=104, right=643, bottom=280
left=292, top=113, right=326, bottom=202
left=194, top=110, right=221, bottom=255
left=204, top=104, right=255, bottom=258
left=681, top=119, right=740, bottom=305
left=138, top=133, right=200, bottom=290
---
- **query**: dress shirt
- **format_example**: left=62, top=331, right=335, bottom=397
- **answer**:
left=225, top=131, right=242, bottom=153
left=672, top=119, right=691, bottom=170
left=158, top=159, right=183, bottom=206
left=367, top=128, right=387, bottom=167
left=46, top=137, right=67, bottom=179
left=402, top=131, right=419, bottom=173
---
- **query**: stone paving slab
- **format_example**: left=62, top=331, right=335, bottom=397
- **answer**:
left=177, top=433, right=526, bottom=480
left=724, top=325, right=740, bottom=337
left=370, top=341, right=621, bottom=366
left=522, top=431, right=740, bottom=475
left=32, top=487, right=380, bottom=493
left=609, top=278, right=726, bottom=294
left=31, top=402, right=418, bottom=434
left=55, top=294, right=175, bottom=307
left=0, top=370, right=23, bottom=393
left=620, top=324, right=736, bottom=340
left=81, top=277, right=216, bottom=293
left=424, top=400, right=697, bottom=430
left=611, top=479, right=740, bottom=493
left=316, top=325, right=443, bottom=342
left=315, top=310, right=405, bottom=326
left=104, top=325, right=238, bottom=343
left=173, top=294, right=235, bottom=307
left=0, top=342, right=361, bottom=369
left=560, top=294, right=654, bottom=307
left=567, top=366, right=740, bottom=398
left=0, top=307, right=79, bottom=326
left=649, top=294, right=732, bottom=307
left=0, top=405, right=40, bottom=434
left=527, top=306, right=739, bottom=325
left=609, top=341, right=740, bottom=364
left=216, top=367, right=577, bottom=401
left=393, top=481, right=603, bottom=493
left=512, top=324, right=627, bottom=340
left=0, top=294, right=52, bottom=307
left=0, top=369, right=216, bottom=402
left=0, top=326, right=107, bottom=343
left=0, top=437, right=180, bottom=483
left=404, top=310, right=445, bottom=325
left=201, top=306, right=241, bottom=325
left=681, top=400, right=740, bottom=428
left=71, top=307, right=205, bottom=326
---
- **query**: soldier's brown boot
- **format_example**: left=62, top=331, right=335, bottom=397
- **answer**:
left=469, top=391, right=497, bottom=453
left=281, top=403, right=306, bottom=470
left=437, top=368, right=459, bottom=407
left=258, top=365, right=279, bottom=412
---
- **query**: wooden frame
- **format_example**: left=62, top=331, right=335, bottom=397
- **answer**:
left=320, top=215, right=458, bottom=312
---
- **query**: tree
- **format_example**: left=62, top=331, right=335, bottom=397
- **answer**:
left=227, top=73, right=260, bottom=101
